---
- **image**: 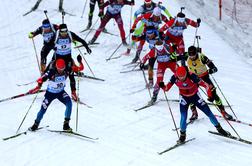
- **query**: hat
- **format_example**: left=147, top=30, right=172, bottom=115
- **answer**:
left=59, top=24, right=68, bottom=32
left=188, top=45, right=197, bottom=56
left=176, top=66, right=187, bottom=77
left=56, top=59, right=66, bottom=70
left=177, top=12, right=185, bottom=18
left=42, top=19, right=50, bottom=28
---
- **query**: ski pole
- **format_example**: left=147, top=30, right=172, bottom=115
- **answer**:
left=193, top=27, right=198, bottom=46
left=81, top=0, right=88, bottom=18
left=138, top=58, right=152, bottom=99
left=77, top=48, right=96, bottom=77
left=163, top=91, right=180, bottom=139
left=62, top=10, right=65, bottom=24
left=106, top=34, right=130, bottom=61
left=75, top=69, right=80, bottom=132
left=199, top=88, right=241, bottom=138
left=59, top=0, right=64, bottom=12
left=84, top=17, right=99, bottom=40
left=210, top=75, right=238, bottom=119
left=0, top=90, right=45, bottom=103
left=128, top=6, right=133, bottom=44
left=31, top=38, right=41, bottom=74
left=16, top=91, right=40, bottom=134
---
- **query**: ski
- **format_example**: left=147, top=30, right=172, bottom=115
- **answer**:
left=74, top=72, right=105, bottom=81
left=2, top=125, right=49, bottom=141
left=134, top=101, right=159, bottom=112
left=0, top=89, right=46, bottom=103
left=208, top=131, right=252, bottom=144
left=48, top=129, right=98, bottom=140
left=214, top=115, right=252, bottom=127
left=16, top=80, right=36, bottom=86
left=158, top=138, right=196, bottom=155
left=23, top=0, right=43, bottom=16
left=159, top=99, right=231, bottom=108
left=127, top=87, right=147, bottom=95
left=73, top=99, right=93, bottom=108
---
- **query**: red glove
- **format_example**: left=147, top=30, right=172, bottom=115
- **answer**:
left=37, top=77, right=43, bottom=84
left=71, top=90, right=78, bottom=101
left=29, top=85, right=41, bottom=94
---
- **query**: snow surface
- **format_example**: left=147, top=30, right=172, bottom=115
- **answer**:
left=0, top=0, right=252, bottom=166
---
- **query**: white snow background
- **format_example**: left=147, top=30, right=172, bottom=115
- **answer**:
left=0, top=0, right=252, bottom=166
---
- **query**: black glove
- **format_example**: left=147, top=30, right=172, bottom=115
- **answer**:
left=86, top=46, right=92, bottom=54
left=159, top=82, right=165, bottom=88
left=77, top=54, right=82, bottom=63
left=131, top=0, right=135, bottom=5
left=208, top=67, right=217, bottom=74
left=197, top=18, right=201, bottom=27
left=98, top=12, right=104, bottom=18
left=130, top=28, right=135, bottom=33
left=139, top=63, right=144, bottom=70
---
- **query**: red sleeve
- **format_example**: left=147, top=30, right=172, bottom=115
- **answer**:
left=141, top=49, right=155, bottom=64
left=160, top=19, right=175, bottom=32
left=164, top=82, right=173, bottom=92
left=185, top=18, right=198, bottom=27
left=161, top=14, right=168, bottom=23
left=198, top=79, right=213, bottom=97
left=132, top=15, right=143, bottom=29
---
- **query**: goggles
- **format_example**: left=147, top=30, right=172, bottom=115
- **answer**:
left=177, top=17, right=185, bottom=23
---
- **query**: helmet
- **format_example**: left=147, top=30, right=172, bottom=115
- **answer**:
left=146, top=27, right=155, bottom=35
left=56, top=59, right=66, bottom=70
left=176, top=66, right=187, bottom=78
left=177, top=12, right=185, bottom=18
left=42, top=19, right=50, bottom=28
left=59, top=24, right=68, bottom=32
left=188, top=45, right=197, bottom=56
left=144, top=0, right=152, bottom=4
left=153, top=7, right=161, bottom=17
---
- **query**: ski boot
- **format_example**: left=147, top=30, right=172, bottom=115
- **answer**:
left=88, top=36, right=97, bottom=45
left=131, top=51, right=140, bottom=63
left=63, top=118, right=72, bottom=131
left=177, top=131, right=186, bottom=143
left=29, top=121, right=39, bottom=131
left=86, top=21, right=92, bottom=30
left=215, top=124, right=231, bottom=137
left=219, top=105, right=233, bottom=120
left=189, top=105, right=198, bottom=121
left=122, top=40, right=128, bottom=47
left=146, top=79, right=154, bottom=89
left=148, top=94, right=157, bottom=105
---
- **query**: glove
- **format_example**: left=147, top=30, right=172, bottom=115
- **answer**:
left=159, top=82, right=165, bottom=88
left=197, top=18, right=201, bottom=27
left=207, top=89, right=214, bottom=102
left=98, top=12, right=104, bottom=18
left=170, top=52, right=177, bottom=60
left=77, top=54, right=82, bottom=63
left=86, top=46, right=92, bottom=54
left=29, top=85, right=41, bottom=94
left=208, top=67, right=217, bottom=74
left=28, top=32, right=34, bottom=39
left=73, top=40, right=78, bottom=46
left=130, top=28, right=135, bottom=33
left=139, top=63, right=144, bottom=70
left=71, top=90, right=78, bottom=101
left=36, top=77, right=43, bottom=84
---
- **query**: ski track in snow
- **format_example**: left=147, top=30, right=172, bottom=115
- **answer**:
left=0, top=0, right=252, bottom=166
